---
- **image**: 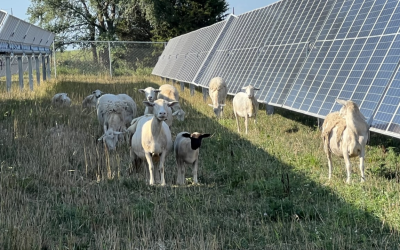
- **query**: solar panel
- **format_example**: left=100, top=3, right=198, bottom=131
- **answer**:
left=152, top=0, right=400, bottom=139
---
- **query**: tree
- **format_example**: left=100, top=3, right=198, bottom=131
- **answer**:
left=139, top=0, right=229, bottom=41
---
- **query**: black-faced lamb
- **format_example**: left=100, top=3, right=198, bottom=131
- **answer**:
left=232, top=85, right=260, bottom=134
left=52, top=93, right=71, bottom=107
left=321, top=99, right=369, bottom=183
left=174, top=132, right=211, bottom=185
left=208, top=77, right=228, bottom=118
left=130, top=99, right=179, bottom=185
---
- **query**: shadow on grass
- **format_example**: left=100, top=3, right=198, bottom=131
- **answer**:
left=0, top=78, right=398, bottom=249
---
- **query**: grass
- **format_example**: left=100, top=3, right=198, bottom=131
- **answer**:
left=0, top=74, right=400, bottom=249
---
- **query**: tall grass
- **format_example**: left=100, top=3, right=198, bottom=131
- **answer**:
left=0, top=75, right=399, bottom=249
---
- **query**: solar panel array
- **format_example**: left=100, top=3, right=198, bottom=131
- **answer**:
left=152, top=0, right=400, bottom=139
left=0, top=10, right=55, bottom=53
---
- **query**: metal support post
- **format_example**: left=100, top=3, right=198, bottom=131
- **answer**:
left=18, top=56, right=24, bottom=90
left=42, top=55, right=46, bottom=81
left=46, top=55, right=51, bottom=80
left=28, top=56, right=33, bottom=90
left=35, top=56, right=40, bottom=85
left=6, top=56, right=11, bottom=92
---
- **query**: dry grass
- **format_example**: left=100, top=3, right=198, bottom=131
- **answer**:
left=0, top=75, right=399, bottom=249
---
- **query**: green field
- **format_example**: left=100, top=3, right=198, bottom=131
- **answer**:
left=0, top=75, right=399, bottom=249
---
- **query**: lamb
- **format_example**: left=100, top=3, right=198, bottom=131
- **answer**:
left=97, top=94, right=137, bottom=150
left=157, top=84, right=186, bottom=121
left=82, top=89, right=103, bottom=108
left=174, top=132, right=211, bottom=185
left=130, top=99, right=179, bottom=185
left=138, top=87, right=160, bottom=102
left=321, top=99, right=369, bottom=183
left=232, top=85, right=260, bottom=134
left=208, top=77, right=228, bottom=118
left=51, top=93, right=71, bottom=107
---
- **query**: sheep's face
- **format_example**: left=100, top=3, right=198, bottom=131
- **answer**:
left=182, top=132, right=211, bottom=150
left=209, top=104, right=225, bottom=118
left=139, top=87, right=160, bottom=102
left=242, top=85, right=260, bottom=98
left=144, top=99, right=179, bottom=121
left=100, top=128, right=123, bottom=151
left=92, top=89, right=103, bottom=98
left=172, top=109, right=186, bottom=121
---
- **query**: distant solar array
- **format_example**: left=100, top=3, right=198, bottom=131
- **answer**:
left=0, top=10, right=54, bottom=90
left=152, top=0, right=400, bottom=139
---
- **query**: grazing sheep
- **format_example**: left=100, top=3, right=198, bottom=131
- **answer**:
left=174, top=132, right=211, bottom=185
left=97, top=94, right=137, bottom=150
left=82, top=89, right=103, bottom=108
left=130, top=99, right=179, bottom=185
left=321, top=99, right=369, bottom=183
left=138, top=87, right=160, bottom=102
left=208, top=77, right=228, bottom=118
left=157, top=84, right=186, bottom=121
left=52, top=93, right=71, bottom=107
left=232, top=85, right=260, bottom=134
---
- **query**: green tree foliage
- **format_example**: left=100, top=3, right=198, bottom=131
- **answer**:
left=139, top=0, right=229, bottom=40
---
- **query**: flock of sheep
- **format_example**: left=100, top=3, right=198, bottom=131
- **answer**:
left=51, top=76, right=370, bottom=185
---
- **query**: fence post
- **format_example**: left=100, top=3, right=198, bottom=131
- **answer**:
left=6, top=56, right=11, bottom=92
left=18, top=56, right=24, bottom=90
left=108, top=41, right=112, bottom=78
left=28, top=56, right=33, bottom=90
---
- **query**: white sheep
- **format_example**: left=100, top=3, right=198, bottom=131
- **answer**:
left=157, top=84, right=186, bottom=121
left=130, top=99, right=179, bottom=185
left=143, top=99, right=179, bottom=127
left=138, top=87, right=160, bottom=102
left=208, top=77, right=228, bottom=118
left=52, top=93, right=71, bottom=107
left=82, top=89, right=103, bottom=108
left=232, top=85, right=260, bottom=134
left=321, top=99, right=369, bottom=183
left=97, top=94, right=137, bottom=150
left=174, top=132, right=211, bottom=185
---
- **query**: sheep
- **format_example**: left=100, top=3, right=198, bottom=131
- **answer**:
left=138, top=87, right=160, bottom=102
left=130, top=99, right=179, bottom=185
left=51, top=93, right=71, bottom=107
left=97, top=94, right=137, bottom=150
left=208, top=77, right=228, bottom=118
left=157, top=84, right=186, bottom=121
left=82, top=89, right=103, bottom=108
left=143, top=99, right=178, bottom=127
left=321, top=99, right=369, bottom=183
left=232, top=85, right=260, bottom=134
left=174, top=132, right=211, bottom=185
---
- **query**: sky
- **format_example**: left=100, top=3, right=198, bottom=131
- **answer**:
left=1, top=0, right=279, bottom=21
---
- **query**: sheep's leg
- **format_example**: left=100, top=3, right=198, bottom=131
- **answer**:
left=343, top=149, right=352, bottom=184
left=359, top=148, right=366, bottom=182
left=145, top=152, right=155, bottom=185
left=193, top=160, right=198, bottom=184
left=159, top=152, right=167, bottom=186
left=176, top=160, right=186, bottom=185
left=326, top=151, right=333, bottom=180
left=234, top=111, right=240, bottom=133
left=245, top=115, right=248, bottom=135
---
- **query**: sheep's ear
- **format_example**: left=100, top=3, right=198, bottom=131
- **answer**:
left=242, top=86, right=247, bottom=90
left=172, top=110, right=180, bottom=116
left=154, top=89, right=161, bottom=93
left=138, top=89, right=145, bottom=93
left=167, top=101, right=179, bottom=107
left=208, top=104, right=214, bottom=107
left=336, top=99, right=347, bottom=105
left=182, top=133, right=191, bottom=138
left=98, top=134, right=105, bottom=141
left=143, top=101, right=155, bottom=107
left=201, top=133, right=211, bottom=138
left=113, top=131, right=123, bottom=135
left=220, top=104, right=226, bottom=107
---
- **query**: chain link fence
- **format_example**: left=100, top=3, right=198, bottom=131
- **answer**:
left=54, top=41, right=166, bottom=78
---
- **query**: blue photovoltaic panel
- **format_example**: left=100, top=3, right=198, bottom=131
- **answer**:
left=152, top=0, right=400, bottom=139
